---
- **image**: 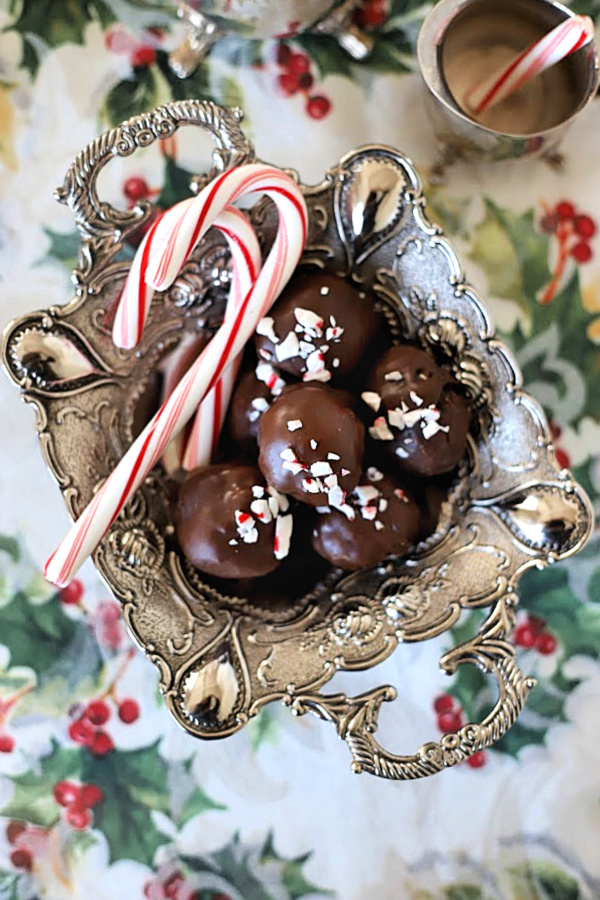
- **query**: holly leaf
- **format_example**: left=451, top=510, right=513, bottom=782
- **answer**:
left=0, top=870, right=22, bottom=900
left=443, top=886, right=485, bottom=900
left=468, top=199, right=552, bottom=317
left=0, top=535, right=20, bottom=563
left=508, top=861, right=581, bottom=900
left=42, top=227, right=79, bottom=268
left=4, top=0, right=115, bottom=78
left=248, top=708, right=278, bottom=751
left=0, top=742, right=81, bottom=827
left=261, top=835, right=331, bottom=899
left=101, top=64, right=160, bottom=128
left=0, top=591, right=102, bottom=686
left=156, top=157, right=195, bottom=210
left=81, top=742, right=170, bottom=866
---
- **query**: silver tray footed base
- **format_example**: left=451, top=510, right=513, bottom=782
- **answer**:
left=1, top=101, right=593, bottom=780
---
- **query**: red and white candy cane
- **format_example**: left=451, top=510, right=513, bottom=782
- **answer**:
left=44, top=164, right=307, bottom=587
left=114, top=203, right=262, bottom=469
left=467, top=14, right=594, bottom=115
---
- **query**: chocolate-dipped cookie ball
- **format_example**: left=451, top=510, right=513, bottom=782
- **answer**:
left=175, top=463, right=293, bottom=579
left=258, top=383, right=364, bottom=509
left=362, top=345, right=472, bottom=477
left=254, top=270, right=380, bottom=383
left=311, top=469, right=422, bottom=570
left=227, top=363, right=287, bottom=455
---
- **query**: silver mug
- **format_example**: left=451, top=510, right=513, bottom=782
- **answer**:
left=417, top=0, right=600, bottom=166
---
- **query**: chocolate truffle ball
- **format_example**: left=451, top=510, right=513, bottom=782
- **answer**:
left=254, top=270, right=380, bottom=383
left=311, top=469, right=422, bottom=570
left=175, top=463, right=293, bottom=579
left=363, top=345, right=471, bottom=477
left=227, top=363, right=287, bottom=455
left=258, top=383, right=364, bottom=509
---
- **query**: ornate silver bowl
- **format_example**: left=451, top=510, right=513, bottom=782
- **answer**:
left=2, top=100, right=592, bottom=780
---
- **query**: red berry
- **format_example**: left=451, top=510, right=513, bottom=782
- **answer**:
left=66, top=804, right=91, bottom=830
left=556, top=201, right=575, bottom=220
left=123, top=175, right=150, bottom=202
left=571, top=241, right=592, bottom=263
left=10, top=848, right=32, bottom=871
left=69, top=717, right=95, bottom=746
left=528, top=616, right=546, bottom=636
left=53, top=780, right=81, bottom=807
left=306, top=94, right=331, bottom=119
left=6, top=821, right=27, bottom=844
left=574, top=214, right=596, bottom=239
left=514, top=623, right=536, bottom=648
left=536, top=632, right=557, bottom=655
left=438, top=710, right=462, bottom=733
left=278, top=72, right=299, bottom=95
left=539, top=212, right=558, bottom=234
left=433, top=694, right=454, bottom=714
left=298, top=72, right=314, bottom=91
left=164, top=872, right=185, bottom=900
left=118, top=698, right=140, bottom=725
left=0, top=733, right=15, bottom=753
left=288, top=52, right=310, bottom=76
left=90, top=730, right=114, bottom=756
left=467, top=750, right=486, bottom=768
left=276, top=43, right=292, bottom=66
left=60, top=579, right=84, bottom=606
left=84, top=700, right=110, bottom=726
left=80, top=784, right=104, bottom=808
left=555, top=447, right=571, bottom=469
left=131, top=45, right=155, bottom=67
left=549, top=420, right=562, bottom=440
left=355, top=0, right=387, bottom=28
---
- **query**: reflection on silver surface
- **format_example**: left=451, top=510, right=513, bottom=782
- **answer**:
left=183, top=652, right=240, bottom=726
left=348, top=159, right=404, bottom=240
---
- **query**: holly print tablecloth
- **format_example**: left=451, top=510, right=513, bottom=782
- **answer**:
left=1, top=2, right=600, bottom=898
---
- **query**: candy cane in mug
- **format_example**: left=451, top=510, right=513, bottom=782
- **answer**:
left=44, top=164, right=307, bottom=587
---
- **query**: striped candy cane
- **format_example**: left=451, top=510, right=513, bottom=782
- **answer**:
left=114, top=203, right=262, bottom=470
left=467, top=14, right=594, bottom=115
left=44, top=165, right=307, bottom=587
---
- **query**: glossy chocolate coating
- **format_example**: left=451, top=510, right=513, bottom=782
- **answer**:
left=258, top=383, right=364, bottom=507
left=254, top=270, right=380, bottom=382
left=364, top=345, right=471, bottom=477
left=227, top=366, right=281, bottom=455
left=311, top=472, right=422, bottom=570
left=175, top=464, right=282, bottom=579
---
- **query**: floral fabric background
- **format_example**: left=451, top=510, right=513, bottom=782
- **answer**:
left=1, top=1, right=600, bottom=898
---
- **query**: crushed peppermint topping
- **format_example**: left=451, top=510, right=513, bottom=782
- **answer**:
left=327, top=452, right=340, bottom=460
left=332, top=358, right=340, bottom=368
left=298, top=340, right=315, bottom=359
left=252, top=485, right=265, bottom=499
left=323, top=474, right=338, bottom=489
left=248, top=397, right=270, bottom=422
left=395, top=447, right=409, bottom=458
left=378, top=498, right=388, bottom=512
left=310, top=439, right=318, bottom=450
left=326, top=324, right=344, bottom=342
left=310, top=461, right=333, bottom=477
left=410, top=391, right=424, bottom=406
left=320, top=286, right=330, bottom=296
left=369, top=417, right=394, bottom=441
left=294, top=307, right=324, bottom=337
left=250, top=498, right=272, bottom=524
left=394, top=488, right=409, bottom=502
left=302, top=477, right=321, bottom=493
left=303, top=368, right=332, bottom=383
left=280, top=448, right=297, bottom=463
left=255, top=363, right=285, bottom=396
left=228, top=538, right=238, bottom=546
left=361, top=505, right=378, bottom=521
left=316, top=506, right=331, bottom=514
left=341, top=468, right=351, bottom=476
left=256, top=317, right=278, bottom=343
left=275, top=331, right=300, bottom=362
left=287, top=419, right=303, bottom=431
left=274, top=514, right=293, bottom=560
left=367, top=466, right=384, bottom=482
left=354, top=484, right=380, bottom=506
left=374, top=520, right=384, bottom=531
left=361, top=391, right=381, bottom=412
left=234, top=510, right=259, bottom=544
left=384, top=370, right=403, bottom=381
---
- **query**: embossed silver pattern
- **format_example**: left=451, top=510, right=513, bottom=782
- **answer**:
left=1, top=100, right=593, bottom=779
